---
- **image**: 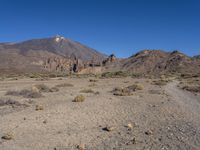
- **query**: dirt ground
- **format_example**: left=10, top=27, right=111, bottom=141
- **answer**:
left=0, top=77, right=200, bottom=150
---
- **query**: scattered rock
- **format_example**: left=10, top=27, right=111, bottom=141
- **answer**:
left=1, top=133, right=14, bottom=140
left=43, top=119, right=47, bottom=124
left=35, top=105, right=44, bottom=111
left=77, top=144, right=86, bottom=150
left=126, top=123, right=133, bottom=130
left=102, top=126, right=115, bottom=132
left=145, top=129, right=153, bottom=135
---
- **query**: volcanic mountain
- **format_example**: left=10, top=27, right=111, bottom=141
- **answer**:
left=0, top=35, right=106, bottom=74
left=104, top=50, right=200, bottom=75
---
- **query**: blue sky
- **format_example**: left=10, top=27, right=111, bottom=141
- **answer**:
left=0, top=0, right=200, bottom=57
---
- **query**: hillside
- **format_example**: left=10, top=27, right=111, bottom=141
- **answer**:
left=0, top=36, right=106, bottom=74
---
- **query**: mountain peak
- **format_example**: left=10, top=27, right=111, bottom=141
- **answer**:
left=54, top=35, right=65, bottom=42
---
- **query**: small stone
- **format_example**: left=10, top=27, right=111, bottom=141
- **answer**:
left=35, top=105, right=44, bottom=111
left=77, top=144, right=86, bottom=150
left=103, top=126, right=115, bottom=132
left=43, top=120, right=47, bottom=124
left=145, top=130, right=153, bottom=135
left=1, top=133, right=14, bottom=140
left=126, top=123, right=133, bottom=130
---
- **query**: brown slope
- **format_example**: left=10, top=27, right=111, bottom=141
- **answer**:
left=0, top=36, right=106, bottom=74
left=104, top=50, right=200, bottom=75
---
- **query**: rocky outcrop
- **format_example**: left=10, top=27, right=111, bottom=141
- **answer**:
left=102, top=54, right=117, bottom=66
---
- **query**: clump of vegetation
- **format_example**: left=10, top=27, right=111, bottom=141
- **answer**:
left=55, top=83, right=74, bottom=88
left=21, top=89, right=43, bottom=98
left=88, top=83, right=97, bottom=87
left=6, top=89, right=43, bottom=98
left=101, top=71, right=130, bottom=78
left=152, top=79, right=169, bottom=86
left=178, top=77, right=200, bottom=93
left=80, top=89, right=94, bottom=93
left=182, top=85, right=200, bottom=93
left=89, top=79, right=98, bottom=82
left=113, top=83, right=144, bottom=96
left=35, top=77, right=49, bottom=81
left=113, top=87, right=133, bottom=96
left=49, top=87, right=59, bottom=92
left=0, top=98, right=22, bottom=107
left=73, top=95, right=85, bottom=102
left=33, top=84, right=59, bottom=93
left=127, top=83, right=144, bottom=91
left=34, top=84, right=51, bottom=92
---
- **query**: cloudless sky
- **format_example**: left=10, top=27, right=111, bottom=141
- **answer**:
left=0, top=0, right=200, bottom=57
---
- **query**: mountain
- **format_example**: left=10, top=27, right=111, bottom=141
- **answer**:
left=0, top=36, right=199, bottom=76
left=103, top=50, right=200, bottom=75
left=0, top=35, right=106, bottom=74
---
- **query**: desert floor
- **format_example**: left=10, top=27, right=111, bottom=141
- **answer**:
left=0, top=77, right=200, bottom=150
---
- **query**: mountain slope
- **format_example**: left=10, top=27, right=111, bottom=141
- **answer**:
left=121, top=50, right=200, bottom=75
left=0, top=35, right=106, bottom=61
left=0, top=36, right=106, bottom=74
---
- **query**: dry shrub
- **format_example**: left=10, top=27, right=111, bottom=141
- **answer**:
left=152, top=80, right=168, bottom=86
left=34, top=84, right=51, bottom=92
left=55, top=83, right=74, bottom=88
left=127, top=83, right=144, bottom=91
left=73, top=95, right=85, bottom=102
left=49, top=87, right=59, bottom=92
left=35, top=77, right=49, bottom=81
left=80, top=89, right=94, bottom=93
left=182, top=85, right=200, bottom=93
left=0, top=98, right=22, bottom=107
left=101, top=71, right=130, bottom=78
left=89, top=79, right=98, bottom=82
left=113, top=83, right=144, bottom=96
left=113, top=87, right=133, bottom=96
left=33, top=84, right=59, bottom=93
left=6, top=89, right=43, bottom=98
left=88, top=83, right=97, bottom=87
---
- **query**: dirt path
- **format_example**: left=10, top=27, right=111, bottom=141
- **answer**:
left=165, top=81, right=200, bottom=121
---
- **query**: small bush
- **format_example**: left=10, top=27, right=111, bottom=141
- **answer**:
left=127, top=84, right=144, bottom=91
left=0, top=98, right=22, bottom=107
left=113, top=83, right=144, bottom=96
left=152, top=80, right=168, bottom=86
left=6, top=89, right=43, bottom=98
left=182, top=85, right=200, bottom=93
left=55, top=83, right=74, bottom=88
left=88, top=83, right=97, bottom=87
left=80, top=89, right=94, bottom=93
left=26, top=91, right=43, bottom=98
left=35, top=77, right=49, bottom=81
left=49, top=87, right=59, bottom=92
left=89, top=79, right=98, bottom=82
left=73, top=95, right=85, bottom=102
left=6, top=90, right=20, bottom=96
left=101, top=71, right=130, bottom=78
left=34, top=84, right=50, bottom=92
left=113, top=87, right=133, bottom=96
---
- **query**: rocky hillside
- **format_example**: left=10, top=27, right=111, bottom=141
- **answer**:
left=117, top=50, right=200, bottom=75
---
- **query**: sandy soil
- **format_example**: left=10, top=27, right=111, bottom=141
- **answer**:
left=0, top=77, right=200, bottom=150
